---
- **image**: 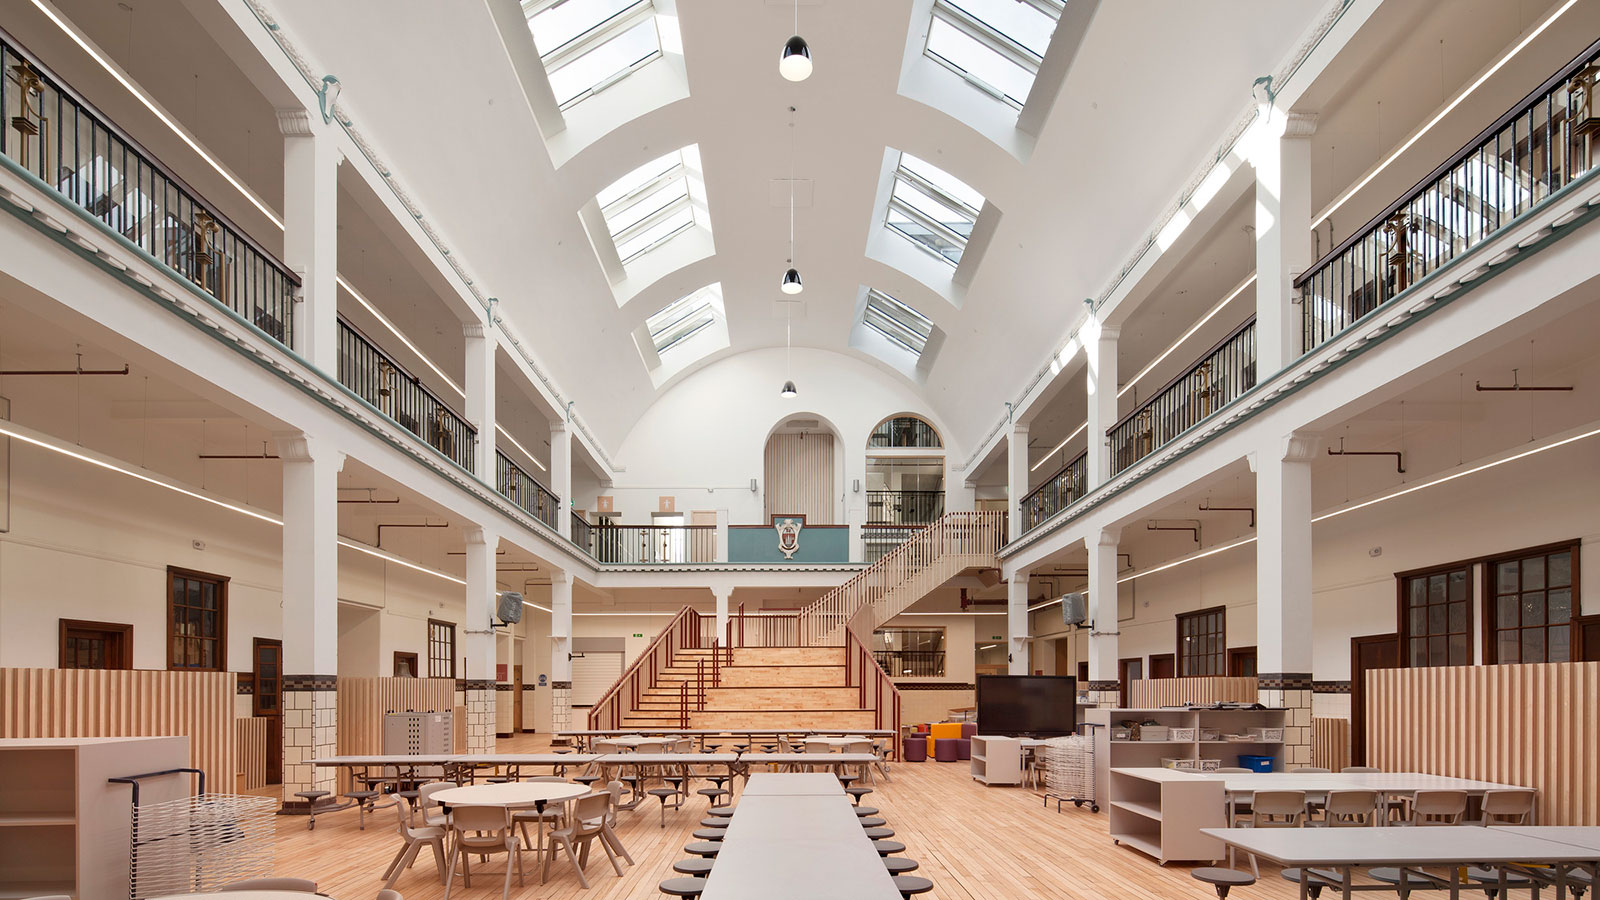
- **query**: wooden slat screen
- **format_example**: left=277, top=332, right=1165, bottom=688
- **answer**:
left=335, top=676, right=456, bottom=756
left=0, top=667, right=234, bottom=791
left=1366, top=662, right=1599, bottom=825
left=1312, top=717, right=1351, bottom=772
left=1129, top=676, right=1257, bottom=708
left=763, top=431, right=836, bottom=524
left=236, top=716, right=269, bottom=791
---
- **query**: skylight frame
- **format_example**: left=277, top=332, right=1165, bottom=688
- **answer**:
left=885, top=152, right=985, bottom=266
left=924, top=0, right=1065, bottom=109
left=598, top=147, right=706, bottom=265
left=647, top=284, right=723, bottom=356
left=524, top=0, right=664, bottom=110
left=862, top=289, right=935, bottom=357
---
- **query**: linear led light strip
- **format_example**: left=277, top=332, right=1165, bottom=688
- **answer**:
left=1024, top=422, right=1600, bottom=610
left=27, top=0, right=546, bottom=474
left=1031, top=275, right=1257, bottom=472
left=1311, top=0, right=1579, bottom=229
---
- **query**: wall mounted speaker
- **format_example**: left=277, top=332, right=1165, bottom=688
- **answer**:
left=497, top=592, right=524, bottom=625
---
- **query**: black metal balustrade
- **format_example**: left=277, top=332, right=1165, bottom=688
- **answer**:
left=336, top=317, right=476, bottom=471
left=495, top=450, right=560, bottom=531
left=1021, top=450, right=1087, bottom=533
left=862, top=524, right=919, bottom=564
left=1298, top=38, right=1600, bottom=352
left=1, top=27, right=297, bottom=345
left=571, top=512, right=593, bottom=552
left=866, top=490, right=945, bottom=525
left=1108, top=317, right=1256, bottom=477
left=872, top=649, right=946, bottom=678
left=589, top=523, right=716, bottom=564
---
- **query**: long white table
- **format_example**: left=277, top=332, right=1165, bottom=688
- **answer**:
left=1202, top=825, right=1600, bottom=900
left=742, top=772, right=843, bottom=796
left=700, top=785, right=899, bottom=900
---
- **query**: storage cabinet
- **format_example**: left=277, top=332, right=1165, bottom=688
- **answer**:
left=969, top=735, right=1023, bottom=785
left=1086, top=707, right=1286, bottom=816
left=1107, top=767, right=1226, bottom=864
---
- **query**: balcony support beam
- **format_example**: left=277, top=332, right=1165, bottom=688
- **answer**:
left=277, top=109, right=340, bottom=371
left=1254, top=110, right=1317, bottom=377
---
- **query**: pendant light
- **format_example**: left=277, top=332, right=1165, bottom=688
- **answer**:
left=779, top=0, right=812, bottom=82
left=780, top=310, right=798, bottom=398
left=780, top=106, right=804, bottom=294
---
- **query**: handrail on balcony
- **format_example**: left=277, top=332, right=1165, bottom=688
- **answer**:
left=571, top=512, right=594, bottom=553
left=495, top=450, right=560, bottom=531
left=1296, top=37, right=1600, bottom=352
left=865, top=489, right=945, bottom=525
left=335, top=315, right=477, bottom=472
left=1020, top=449, right=1087, bottom=533
left=589, top=522, right=716, bottom=564
left=0, top=25, right=297, bottom=346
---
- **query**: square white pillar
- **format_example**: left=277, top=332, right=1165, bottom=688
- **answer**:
left=1007, top=571, right=1030, bottom=675
left=1008, top=423, right=1029, bottom=541
left=1086, top=327, right=1120, bottom=488
left=277, top=109, right=340, bottom=371
left=1086, top=528, right=1121, bottom=705
left=1254, top=110, right=1316, bottom=377
left=714, top=585, right=732, bottom=641
left=463, top=526, right=499, bottom=754
left=552, top=421, right=572, bottom=539
left=549, top=572, right=574, bottom=735
left=1256, top=432, right=1318, bottom=766
left=464, top=323, right=495, bottom=480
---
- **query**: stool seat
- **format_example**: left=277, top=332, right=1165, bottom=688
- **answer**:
left=838, top=775, right=859, bottom=785
left=658, top=876, right=707, bottom=898
left=700, top=817, right=726, bottom=828
left=894, top=875, right=934, bottom=898
left=692, top=828, right=727, bottom=841
left=706, top=807, right=736, bottom=818
left=873, top=840, right=906, bottom=857
left=1369, top=868, right=1447, bottom=888
left=864, top=827, right=895, bottom=839
left=853, top=806, right=879, bottom=817
left=1192, top=867, right=1256, bottom=899
left=295, top=790, right=330, bottom=800
left=1281, top=868, right=1340, bottom=898
left=884, top=858, right=920, bottom=875
left=684, top=842, right=722, bottom=858
left=574, top=775, right=600, bottom=784
left=345, top=790, right=379, bottom=799
left=858, top=817, right=887, bottom=828
left=672, top=858, right=715, bottom=876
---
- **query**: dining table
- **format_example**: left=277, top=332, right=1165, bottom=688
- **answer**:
left=430, top=780, right=593, bottom=868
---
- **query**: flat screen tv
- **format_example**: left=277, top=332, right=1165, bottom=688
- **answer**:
left=975, top=674, right=1077, bottom=737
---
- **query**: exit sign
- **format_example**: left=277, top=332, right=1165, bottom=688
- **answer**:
left=633, top=633, right=644, bottom=638
left=991, top=635, right=1003, bottom=640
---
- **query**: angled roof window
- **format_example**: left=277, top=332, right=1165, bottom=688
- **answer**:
left=925, top=0, right=1064, bottom=109
left=525, top=0, right=663, bottom=109
left=647, top=284, right=723, bottom=356
left=598, top=145, right=707, bottom=265
left=862, top=289, right=934, bottom=358
left=886, top=152, right=985, bottom=265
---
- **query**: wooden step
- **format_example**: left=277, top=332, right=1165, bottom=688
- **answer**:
left=719, top=666, right=847, bottom=687
left=730, top=647, right=846, bottom=666
left=701, top=687, right=861, bottom=710
left=684, top=710, right=877, bottom=729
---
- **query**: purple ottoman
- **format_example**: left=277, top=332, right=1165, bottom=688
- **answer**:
left=953, top=738, right=972, bottom=761
left=933, top=738, right=959, bottom=762
left=902, top=736, right=927, bottom=762
left=960, top=723, right=977, bottom=739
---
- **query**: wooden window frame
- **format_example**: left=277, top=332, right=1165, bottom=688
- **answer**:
left=1482, top=539, right=1580, bottom=665
left=427, top=619, right=456, bottom=679
left=166, top=566, right=228, bottom=671
left=1395, top=561, right=1474, bottom=668
left=394, top=651, right=420, bottom=678
left=1176, top=605, right=1226, bottom=676
left=58, top=619, right=132, bottom=670
left=1227, top=645, right=1257, bottom=678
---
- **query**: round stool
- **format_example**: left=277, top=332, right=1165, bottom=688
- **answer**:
left=884, top=858, right=920, bottom=875
left=1281, top=868, right=1337, bottom=898
left=839, top=774, right=859, bottom=786
left=1192, top=867, right=1256, bottom=899
left=574, top=774, right=601, bottom=786
left=707, top=806, right=736, bottom=818
left=692, top=827, right=727, bottom=841
left=294, top=790, right=330, bottom=831
left=846, top=786, right=873, bottom=805
left=873, top=840, right=906, bottom=857
left=864, top=827, right=896, bottom=839
left=700, top=817, right=726, bottom=828
left=649, top=787, right=684, bottom=828
left=658, top=876, right=707, bottom=898
left=344, top=790, right=379, bottom=830
left=854, top=806, right=880, bottom=817
left=673, top=858, right=715, bottom=876
left=684, top=841, right=722, bottom=858
left=697, top=787, right=731, bottom=807
left=858, top=817, right=887, bottom=828
left=894, top=875, right=934, bottom=898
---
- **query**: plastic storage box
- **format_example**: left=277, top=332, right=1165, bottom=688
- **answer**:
left=1238, top=754, right=1275, bottom=772
left=1169, top=727, right=1197, bottom=741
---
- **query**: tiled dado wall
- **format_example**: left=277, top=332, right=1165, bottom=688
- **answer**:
left=1257, top=673, right=1313, bottom=768
left=465, top=681, right=496, bottom=754
left=283, top=674, right=337, bottom=800
left=1084, top=680, right=1121, bottom=708
left=550, top=682, right=572, bottom=737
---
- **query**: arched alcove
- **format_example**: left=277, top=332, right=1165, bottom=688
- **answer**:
left=762, top=412, right=845, bottom=525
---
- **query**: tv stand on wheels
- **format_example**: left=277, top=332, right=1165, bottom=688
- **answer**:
left=970, top=735, right=1022, bottom=786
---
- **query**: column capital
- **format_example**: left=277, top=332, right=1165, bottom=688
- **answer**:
left=273, top=431, right=342, bottom=466
left=1282, top=111, right=1319, bottom=139
left=1095, top=526, right=1122, bottom=547
left=1282, top=431, right=1321, bottom=462
left=1011, top=421, right=1029, bottom=436
left=1096, top=325, right=1121, bottom=343
left=551, top=419, right=569, bottom=435
left=463, top=321, right=490, bottom=340
left=463, top=525, right=498, bottom=546
left=549, top=570, right=570, bottom=585
left=275, top=108, right=316, bottom=137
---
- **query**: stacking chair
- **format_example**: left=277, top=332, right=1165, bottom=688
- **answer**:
left=544, top=792, right=626, bottom=889
left=802, top=740, right=831, bottom=774
left=1479, top=788, right=1536, bottom=825
left=1242, top=790, right=1307, bottom=878
left=221, top=878, right=318, bottom=891
left=601, top=781, right=638, bottom=865
left=444, top=805, right=523, bottom=900
left=1280, top=791, right=1380, bottom=896
left=415, top=782, right=453, bottom=829
left=1370, top=791, right=1468, bottom=891
left=381, top=799, right=447, bottom=891
left=846, top=740, right=876, bottom=784
left=512, top=776, right=570, bottom=860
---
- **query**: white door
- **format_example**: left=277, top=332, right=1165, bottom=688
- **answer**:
left=570, top=651, right=624, bottom=707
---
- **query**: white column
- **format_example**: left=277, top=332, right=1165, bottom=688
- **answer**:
left=464, top=323, right=495, bottom=480
left=1085, top=326, right=1120, bottom=488
left=714, top=509, right=730, bottom=563
left=277, top=109, right=340, bottom=371
left=1256, top=431, right=1318, bottom=767
left=552, top=420, right=572, bottom=539
left=1254, top=110, right=1316, bottom=376
left=274, top=431, right=342, bottom=803
left=1007, top=422, right=1029, bottom=541
left=1007, top=569, right=1030, bottom=675
left=463, top=526, right=499, bottom=754
left=549, top=571, right=574, bottom=736
left=1086, top=527, right=1121, bottom=706
left=713, top=585, right=731, bottom=642
left=848, top=505, right=865, bottom=563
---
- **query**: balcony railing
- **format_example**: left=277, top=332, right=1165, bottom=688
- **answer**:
left=866, top=489, right=945, bottom=525
left=872, top=649, right=945, bottom=678
left=1021, top=450, right=1086, bottom=533
left=495, top=450, right=559, bottom=531
left=589, top=523, right=715, bottom=564
left=1298, top=37, right=1600, bottom=352
left=571, top=512, right=593, bottom=552
left=1109, top=317, right=1256, bottom=477
left=1, top=26, right=297, bottom=346
left=862, top=524, right=919, bottom=564
left=336, top=316, right=476, bottom=472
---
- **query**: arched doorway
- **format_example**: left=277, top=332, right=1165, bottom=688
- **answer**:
left=763, top=415, right=842, bottom=524
left=863, top=414, right=945, bottom=561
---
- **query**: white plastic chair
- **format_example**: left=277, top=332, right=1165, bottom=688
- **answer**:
left=543, top=792, right=625, bottom=888
left=380, top=798, right=447, bottom=890
left=443, top=805, right=522, bottom=900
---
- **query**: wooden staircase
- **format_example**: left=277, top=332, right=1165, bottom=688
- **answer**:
left=610, top=646, right=877, bottom=731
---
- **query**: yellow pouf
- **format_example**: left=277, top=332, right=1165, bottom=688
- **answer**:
left=926, top=722, right=963, bottom=757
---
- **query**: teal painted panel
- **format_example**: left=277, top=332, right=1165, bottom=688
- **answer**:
left=728, top=525, right=849, bottom=563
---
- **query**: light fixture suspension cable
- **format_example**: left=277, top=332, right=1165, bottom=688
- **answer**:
left=789, top=105, right=796, bottom=264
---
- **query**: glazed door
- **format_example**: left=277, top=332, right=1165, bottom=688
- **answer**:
left=253, top=638, right=283, bottom=784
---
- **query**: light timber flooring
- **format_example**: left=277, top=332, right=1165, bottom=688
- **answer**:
left=251, top=734, right=1301, bottom=899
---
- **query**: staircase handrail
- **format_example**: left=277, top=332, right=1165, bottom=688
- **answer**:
left=588, top=604, right=697, bottom=730
left=844, top=603, right=903, bottom=759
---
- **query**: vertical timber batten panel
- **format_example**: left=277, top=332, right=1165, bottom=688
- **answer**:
left=1129, top=676, right=1257, bottom=708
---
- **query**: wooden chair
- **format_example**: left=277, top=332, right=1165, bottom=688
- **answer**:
left=443, top=805, right=522, bottom=900
left=380, top=799, right=447, bottom=891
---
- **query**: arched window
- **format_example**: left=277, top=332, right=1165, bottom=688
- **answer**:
left=867, top=416, right=941, bottom=449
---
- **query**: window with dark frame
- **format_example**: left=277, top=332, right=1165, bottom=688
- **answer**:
left=1176, top=606, right=1225, bottom=676
left=167, top=568, right=227, bottom=671
left=427, top=619, right=456, bottom=679
left=1399, top=565, right=1472, bottom=667
left=1486, top=543, right=1578, bottom=664
left=60, top=619, right=132, bottom=670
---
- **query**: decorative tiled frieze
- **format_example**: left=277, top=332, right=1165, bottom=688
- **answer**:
left=1257, top=672, right=1314, bottom=690
left=550, top=681, right=572, bottom=690
left=236, top=673, right=254, bottom=695
left=1312, top=680, right=1351, bottom=694
left=283, top=673, right=338, bottom=691
left=894, top=682, right=977, bottom=691
left=465, top=678, right=497, bottom=692
left=495, top=682, right=513, bottom=691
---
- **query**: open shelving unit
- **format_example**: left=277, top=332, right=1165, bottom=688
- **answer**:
left=1106, top=767, right=1226, bottom=864
left=1085, top=707, right=1286, bottom=815
left=969, top=735, right=1023, bottom=785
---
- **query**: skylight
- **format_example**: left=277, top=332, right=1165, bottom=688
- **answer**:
left=525, top=0, right=663, bottom=109
left=598, top=146, right=707, bottom=265
left=925, top=0, right=1064, bottom=109
left=863, top=289, right=934, bottom=357
left=647, top=284, right=723, bottom=356
left=886, top=152, right=985, bottom=265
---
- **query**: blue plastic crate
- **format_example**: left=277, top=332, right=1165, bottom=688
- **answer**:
left=1238, top=754, right=1275, bottom=772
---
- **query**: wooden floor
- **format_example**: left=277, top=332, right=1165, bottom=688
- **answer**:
left=252, top=734, right=1301, bottom=900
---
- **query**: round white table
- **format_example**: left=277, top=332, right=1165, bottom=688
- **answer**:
left=801, top=737, right=871, bottom=750
left=151, top=893, right=319, bottom=899
left=432, top=781, right=592, bottom=865
left=601, top=735, right=675, bottom=750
